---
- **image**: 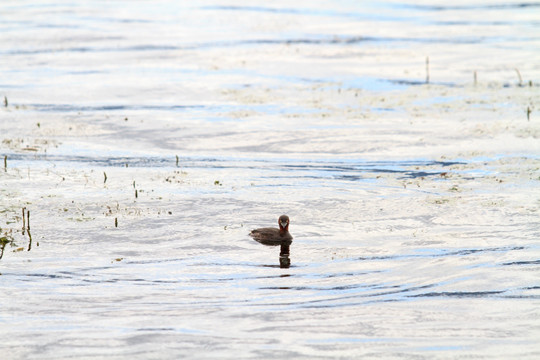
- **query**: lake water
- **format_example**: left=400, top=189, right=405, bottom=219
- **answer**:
left=1, top=1, right=539, bottom=359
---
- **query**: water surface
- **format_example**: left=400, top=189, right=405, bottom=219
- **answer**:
left=1, top=1, right=539, bottom=359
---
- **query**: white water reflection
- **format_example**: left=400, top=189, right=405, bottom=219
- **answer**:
left=1, top=0, right=540, bottom=359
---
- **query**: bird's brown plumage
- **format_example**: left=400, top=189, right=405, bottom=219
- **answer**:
left=250, top=215, right=293, bottom=246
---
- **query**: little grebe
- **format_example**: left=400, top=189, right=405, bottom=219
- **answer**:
left=250, top=215, right=293, bottom=246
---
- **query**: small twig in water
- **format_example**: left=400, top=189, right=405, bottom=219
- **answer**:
left=425, top=56, right=430, bottom=84
left=115, top=217, right=118, bottom=228
left=135, top=189, right=138, bottom=199
left=22, top=207, right=26, bottom=235
left=27, top=210, right=30, bottom=231
left=515, top=68, right=523, bottom=86
left=3, top=155, right=6, bottom=172
left=176, top=155, right=179, bottom=167
left=104, top=171, right=107, bottom=184
left=3, top=96, right=7, bottom=107
left=27, top=229, right=32, bottom=252
left=527, top=107, right=532, bottom=121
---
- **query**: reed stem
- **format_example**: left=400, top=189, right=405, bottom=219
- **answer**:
left=515, top=68, right=523, bottom=86
left=425, top=56, right=430, bottom=84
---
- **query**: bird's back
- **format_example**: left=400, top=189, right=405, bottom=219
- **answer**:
left=250, top=227, right=293, bottom=246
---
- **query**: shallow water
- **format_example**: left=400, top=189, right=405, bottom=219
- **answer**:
left=1, top=1, right=540, bottom=359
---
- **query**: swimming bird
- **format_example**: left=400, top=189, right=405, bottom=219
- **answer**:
left=250, top=214, right=293, bottom=246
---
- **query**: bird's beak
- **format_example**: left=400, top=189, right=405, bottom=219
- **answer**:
left=280, top=221, right=288, bottom=229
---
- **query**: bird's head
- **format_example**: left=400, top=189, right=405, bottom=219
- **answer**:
left=278, top=215, right=290, bottom=231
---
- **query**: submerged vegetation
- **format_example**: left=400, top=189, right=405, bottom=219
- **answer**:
left=0, top=226, right=15, bottom=260
left=0, top=207, right=33, bottom=260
